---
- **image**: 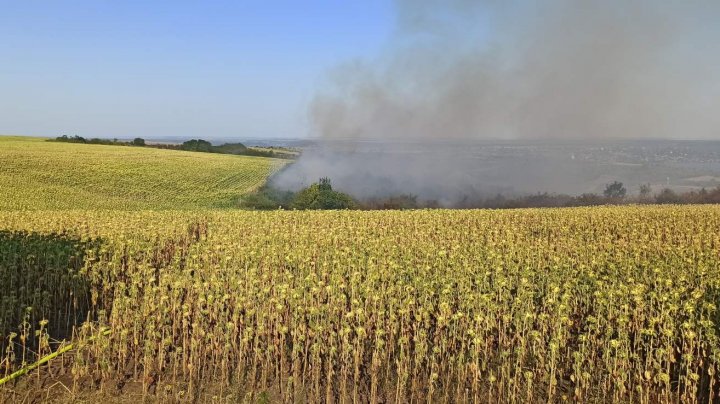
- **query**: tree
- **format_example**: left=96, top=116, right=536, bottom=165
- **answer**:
left=318, top=177, right=332, bottom=191
left=181, top=139, right=214, bottom=152
left=638, top=183, right=652, bottom=203
left=603, top=181, right=626, bottom=199
left=292, top=178, right=355, bottom=210
left=132, top=137, right=146, bottom=146
left=639, top=183, right=651, bottom=197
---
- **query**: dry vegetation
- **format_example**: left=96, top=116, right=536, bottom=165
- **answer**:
left=2, top=206, right=720, bottom=402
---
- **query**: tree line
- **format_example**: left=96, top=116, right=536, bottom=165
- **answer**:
left=51, top=136, right=296, bottom=159
left=53, top=135, right=147, bottom=146
left=243, top=179, right=720, bottom=210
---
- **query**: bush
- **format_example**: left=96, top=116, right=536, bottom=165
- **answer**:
left=655, top=188, right=680, bottom=204
left=292, top=178, right=355, bottom=210
left=241, top=192, right=283, bottom=210
left=359, top=194, right=419, bottom=210
left=576, top=193, right=606, bottom=206
left=240, top=186, right=295, bottom=210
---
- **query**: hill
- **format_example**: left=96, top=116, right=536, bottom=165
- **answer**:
left=0, top=136, right=286, bottom=210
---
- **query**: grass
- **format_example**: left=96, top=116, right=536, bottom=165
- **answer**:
left=0, top=136, right=287, bottom=210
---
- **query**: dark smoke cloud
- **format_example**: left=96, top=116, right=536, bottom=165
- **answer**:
left=273, top=0, right=720, bottom=203
left=313, top=0, right=720, bottom=140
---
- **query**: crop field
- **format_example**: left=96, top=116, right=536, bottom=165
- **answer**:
left=2, top=206, right=720, bottom=402
left=0, top=136, right=286, bottom=210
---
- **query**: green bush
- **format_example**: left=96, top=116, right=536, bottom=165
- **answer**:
left=181, top=139, right=214, bottom=152
left=240, top=186, right=295, bottom=210
left=292, top=178, right=355, bottom=210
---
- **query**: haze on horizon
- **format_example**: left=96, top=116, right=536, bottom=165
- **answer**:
left=271, top=0, right=720, bottom=203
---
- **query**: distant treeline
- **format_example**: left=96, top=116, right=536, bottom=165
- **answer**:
left=360, top=182, right=720, bottom=209
left=51, top=135, right=296, bottom=159
left=362, top=183, right=720, bottom=209
left=446, top=188, right=720, bottom=209
left=243, top=179, right=720, bottom=210
left=52, top=135, right=147, bottom=147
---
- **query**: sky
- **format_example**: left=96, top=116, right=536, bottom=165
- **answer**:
left=2, top=1, right=718, bottom=141
left=0, top=1, right=394, bottom=139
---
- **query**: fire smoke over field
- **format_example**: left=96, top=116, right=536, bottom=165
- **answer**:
left=273, top=0, right=720, bottom=204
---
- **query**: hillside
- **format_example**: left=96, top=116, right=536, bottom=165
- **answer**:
left=0, top=136, right=286, bottom=210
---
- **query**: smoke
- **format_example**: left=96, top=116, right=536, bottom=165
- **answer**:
left=273, top=0, right=720, bottom=204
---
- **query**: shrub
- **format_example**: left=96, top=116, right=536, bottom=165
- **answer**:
left=360, top=194, right=419, bottom=210
left=240, top=186, right=295, bottom=210
left=292, top=178, right=355, bottom=210
left=655, top=188, right=680, bottom=204
left=576, top=193, right=606, bottom=206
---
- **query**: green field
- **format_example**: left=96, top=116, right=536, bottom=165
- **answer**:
left=0, top=136, right=286, bottom=210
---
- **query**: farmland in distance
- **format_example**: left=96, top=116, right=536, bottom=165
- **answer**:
left=0, top=136, right=286, bottom=210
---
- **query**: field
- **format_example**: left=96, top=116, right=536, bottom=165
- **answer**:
left=2, top=206, right=720, bottom=402
left=0, top=136, right=286, bottom=210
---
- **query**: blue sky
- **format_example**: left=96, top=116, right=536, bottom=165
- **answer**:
left=0, top=1, right=394, bottom=139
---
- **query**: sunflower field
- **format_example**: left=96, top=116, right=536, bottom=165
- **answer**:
left=1, top=206, right=719, bottom=402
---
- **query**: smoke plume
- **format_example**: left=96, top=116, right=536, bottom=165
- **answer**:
left=273, top=0, right=720, bottom=204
